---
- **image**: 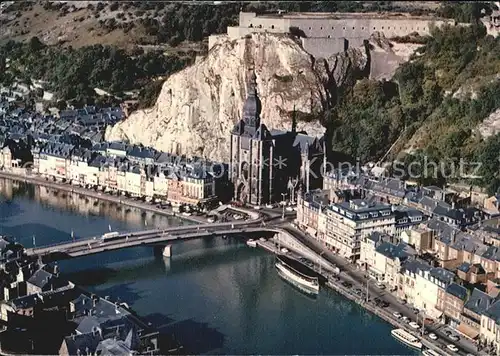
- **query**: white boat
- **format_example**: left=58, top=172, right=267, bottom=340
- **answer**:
left=422, top=349, right=442, bottom=356
left=391, top=329, right=422, bottom=350
left=246, top=239, right=257, bottom=248
left=275, top=256, right=319, bottom=296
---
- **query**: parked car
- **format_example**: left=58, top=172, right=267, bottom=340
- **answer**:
left=392, top=312, right=402, bottom=318
left=409, top=321, right=420, bottom=329
left=449, top=335, right=460, bottom=342
left=447, top=344, right=458, bottom=352
left=428, top=333, right=438, bottom=340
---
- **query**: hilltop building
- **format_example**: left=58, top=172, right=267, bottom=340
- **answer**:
left=229, top=71, right=324, bottom=205
left=211, top=11, right=457, bottom=58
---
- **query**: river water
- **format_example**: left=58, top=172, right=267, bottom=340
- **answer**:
left=0, top=179, right=416, bottom=355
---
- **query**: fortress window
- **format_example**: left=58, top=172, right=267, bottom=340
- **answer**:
left=249, top=24, right=253, bottom=28
left=361, top=27, right=364, bottom=30
left=342, top=26, right=345, bottom=30
left=352, top=26, right=355, bottom=30
left=331, top=26, right=334, bottom=29
left=271, top=25, right=274, bottom=29
left=259, top=24, right=262, bottom=28
left=320, top=26, right=323, bottom=30
left=373, top=26, right=376, bottom=30
left=328, top=35, right=331, bottom=38
left=309, top=26, right=312, bottom=30
left=381, top=26, right=384, bottom=29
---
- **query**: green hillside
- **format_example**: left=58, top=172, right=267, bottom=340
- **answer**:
left=325, top=22, right=500, bottom=194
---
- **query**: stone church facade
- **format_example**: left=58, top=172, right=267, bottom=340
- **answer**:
left=229, top=71, right=325, bottom=205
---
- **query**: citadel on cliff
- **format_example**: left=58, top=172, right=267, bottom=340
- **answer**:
left=210, top=10, right=457, bottom=58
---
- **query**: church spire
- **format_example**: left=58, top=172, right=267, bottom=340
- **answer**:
left=248, top=68, right=258, bottom=98
left=242, top=68, right=261, bottom=128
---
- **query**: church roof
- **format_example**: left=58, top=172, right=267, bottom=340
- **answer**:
left=253, top=123, right=272, bottom=141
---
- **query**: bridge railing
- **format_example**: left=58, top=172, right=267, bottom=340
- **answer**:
left=28, top=219, right=267, bottom=252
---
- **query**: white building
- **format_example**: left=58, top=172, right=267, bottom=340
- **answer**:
left=325, top=199, right=396, bottom=261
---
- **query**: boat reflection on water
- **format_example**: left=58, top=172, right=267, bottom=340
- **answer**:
left=275, top=254, right=320, bottom=297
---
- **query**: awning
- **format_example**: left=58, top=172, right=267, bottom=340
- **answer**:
left=456, top=323, right=479, bottom=340
left=425, top=308, right=443, bottom=320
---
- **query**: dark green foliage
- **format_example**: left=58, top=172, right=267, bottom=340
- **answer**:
left=138, top=80, right=164, bottom=109
left=0, top=39, right=194, bottom=103
left=436, top=2, right=494, bottom=23
left=324, top=23, right=500, bottom=192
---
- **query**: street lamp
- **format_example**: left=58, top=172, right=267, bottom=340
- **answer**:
left=318, top=251, right=325, bottom=275
left=281, top=192, right=286, bottom=220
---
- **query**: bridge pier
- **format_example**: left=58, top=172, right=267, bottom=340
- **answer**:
left=162, top=245, right=172, bottom=258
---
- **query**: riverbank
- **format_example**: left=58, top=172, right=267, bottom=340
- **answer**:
left=0, top=171, right=208, bottom=225
left=0, top=183, right=418, bottom=355
left=255, top=234, right=458, bottom=356
left=281, top=226, right=479, bottom=356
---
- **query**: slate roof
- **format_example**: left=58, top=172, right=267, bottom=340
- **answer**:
left=27, top=268, right=53, bottom=289
left=63, top=332, right=103, bottom=355
left=465, top=288, right=494, bottom=315
left=446, top=283, right=468, bottom=301
left=402, top=259, right=431, bottom=274
left=428, top=267, right=455, bottom=285
left=375, top=242, right=411, bottom=262
left=482, top=299, right=500, bottom=323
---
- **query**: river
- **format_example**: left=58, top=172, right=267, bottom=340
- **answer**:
left=0, top=179, right=417, bottom=355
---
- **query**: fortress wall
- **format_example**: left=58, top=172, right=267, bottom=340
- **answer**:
left=223, top=12, right=457, bottom=55
left=284, top=18, right=451, bottom=38
left=301, top=38, right=348, bottom=58
left=239, top=12, right=455, bottom=39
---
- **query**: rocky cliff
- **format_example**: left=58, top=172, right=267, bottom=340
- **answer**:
left=106, top=32, right=419, bottom=162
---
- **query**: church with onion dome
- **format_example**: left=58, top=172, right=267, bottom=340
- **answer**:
left=229, top=70, right=325, bottom=206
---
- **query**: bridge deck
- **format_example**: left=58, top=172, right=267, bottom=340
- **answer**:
left=26, top=221, right=280, bottom=259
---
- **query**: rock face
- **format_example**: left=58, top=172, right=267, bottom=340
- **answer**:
left=106, top=32, right=418, bottom=162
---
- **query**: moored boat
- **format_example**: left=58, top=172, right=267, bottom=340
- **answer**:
left=391, top=328, right=422, bottom=350
left=246, top=239, right=257, bottom=248
left=275, top=255, right=319, bottom=296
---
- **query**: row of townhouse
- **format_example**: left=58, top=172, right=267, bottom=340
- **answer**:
left=27, top=141, right=220, bottom=207
left=323, top=171, right=485, bottom=227
left=296, top=189, right=426, bottom=262
left=297, top=183, right=500, bottom=352
left=357, top=227, right=500, bottom=351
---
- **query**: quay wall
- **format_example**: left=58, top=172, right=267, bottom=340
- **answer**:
left=0, top=171, right=204, bottom=224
